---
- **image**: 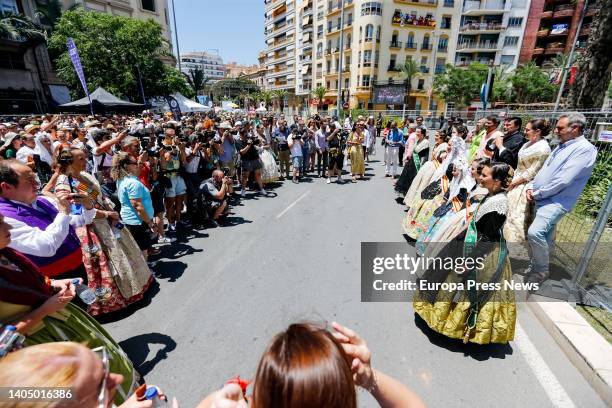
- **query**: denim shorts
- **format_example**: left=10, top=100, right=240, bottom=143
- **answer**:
left=165, top=174, right=187, bottom=198
left=292, top=156, right=303, bottom=169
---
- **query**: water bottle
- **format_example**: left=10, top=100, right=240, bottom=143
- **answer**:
left=144, top=387, right=166, bottom=407
left=72, top=279, right=96, bottom=305
left=71, top=203, right=83, bottom=215
left=113, top=222, right=125, bottom=240
left=0, top=325, right=24, bottom=357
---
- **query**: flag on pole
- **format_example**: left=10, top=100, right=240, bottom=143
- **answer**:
left=67, top=38, right=93, bottom=114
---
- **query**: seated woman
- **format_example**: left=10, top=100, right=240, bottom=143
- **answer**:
left=394, top=127, right=430, bottom=197
left=44, top=147, right=153, bottom=316
left=0, top=214, right=137, bottom=404
left=198, top=322, right=426, bottom=408
left=402, top=135, right=467, bottom=240
left=403, top=132, right=449, bottom=207
left=413, top=162, right=516, bottom=345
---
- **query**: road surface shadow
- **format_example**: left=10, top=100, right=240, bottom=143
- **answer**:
left=95, top=280, right=161, bottom=323
left=151, top=260, right=187, bottom=282
left=413, top=313, right=513, bottom=360
left=119, top=332, right=177, bottom=378
left=221, top=215, right=252, bottom=227
left=155, top=241, right=204, bottom=260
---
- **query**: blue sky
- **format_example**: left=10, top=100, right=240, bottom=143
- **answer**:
left=172, top=0, right=265, bottom=65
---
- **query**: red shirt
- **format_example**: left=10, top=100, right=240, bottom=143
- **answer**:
left=138, top=161, right=152, bottom=190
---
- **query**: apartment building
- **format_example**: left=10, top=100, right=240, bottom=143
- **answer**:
left=180, top=52, right=225, bottom=82
left=519, top=0, right=596, bottom=67
left=264, top=0, right=297, bottom=96
left=295, top=0, right=321, bottom=107
left=454, top=0, right=529, bottom=68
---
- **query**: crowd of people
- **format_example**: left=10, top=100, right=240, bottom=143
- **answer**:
left=379, top=112, right=597, bottom=345
left=0, top=110, right=432, bottom=407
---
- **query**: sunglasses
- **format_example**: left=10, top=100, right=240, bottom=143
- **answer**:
left=92, top=346, right=110, bottom=408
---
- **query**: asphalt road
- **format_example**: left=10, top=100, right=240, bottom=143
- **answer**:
left=101, top=149, right=606, bottom=408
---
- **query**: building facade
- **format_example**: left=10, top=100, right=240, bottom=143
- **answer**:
left=454, top=0, right=530, bottom=69
left=179, top=52, right=226, bottom=83
left=62, top=0, right=173, bottom=51
left=0, top=0, right=69, bottom=113
left=519, top=0, right=595, bottom=67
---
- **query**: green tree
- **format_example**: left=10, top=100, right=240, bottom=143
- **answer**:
left=48, top=9, right=190, bottom=101
left=312, top=86, right=328, bottom=110
left=184, top=67, right=209, bottom=95
left=35, top=0, right=64, bottom=33
left=570, top=0, right=611, bottom=109
left=491, top=66, right=512, bottom=102
left=258, top=90, right=273, bottom=109
left=272, top=89, right=288, bottom=112
left=509, top=62, right=557, bottom=104
left=433, top=62, right=487, bottom=108
left=400, top=58, right=419, bottom=108
left=0, top=12, right=46, bottom=42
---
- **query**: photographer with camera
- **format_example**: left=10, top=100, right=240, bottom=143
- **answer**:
left=315, top=118, right=334, bottom=179
left=159, top=128, right=187, bottom=232
left=273, top=120, right=291, bottom=180
left=236, top=126, right=266, bottom=197
left=287, top=127, right=304, bottom=184
left=200, top=169, right=232, bottom=227
left=183, top=134, right=204, bottom=224
left=218, top=121, right=237, bottom=180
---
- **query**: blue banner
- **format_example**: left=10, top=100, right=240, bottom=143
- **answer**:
left=67, top=38, right=89, bottom=98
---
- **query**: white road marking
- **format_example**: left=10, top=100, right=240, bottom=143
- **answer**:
left=276, top=191, right=311, bottom=219
left=514, top=321, right=577, bottom=408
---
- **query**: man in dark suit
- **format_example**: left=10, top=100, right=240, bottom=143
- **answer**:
left=488, top=116, right=526, bottom=169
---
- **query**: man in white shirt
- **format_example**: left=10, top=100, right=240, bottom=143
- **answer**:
left=0, top=160, right=96, bottom=279
left=16, top=134, right=37, bottom=168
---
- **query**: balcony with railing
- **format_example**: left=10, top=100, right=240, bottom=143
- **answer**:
left=390, top=40, right=403, bottom=49
left=419, top=65, right=430, bottom=73
left=435, top=65, right=445, bottom=74
left=462, top=1, right=506, bottom=15
left=392, top=11, right=436, bottom=28
left=421, top=43, right=433, bottom=51
left=456, top=40, right=499, bottom=51
left=388, top=65, right=401, bottom=72
left=459, top=22, right=505, bottom=32
left=327, top=0, right=354, bottom=15
left=393, top=0, right=438, bottom=6
left=437, top=44, right=448, bottom=52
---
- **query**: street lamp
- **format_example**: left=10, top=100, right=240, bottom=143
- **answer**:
left=171, top=0, right=182, bottom=72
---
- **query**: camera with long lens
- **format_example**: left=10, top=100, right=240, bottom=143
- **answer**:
left=339, top=130, right=350, bottom=139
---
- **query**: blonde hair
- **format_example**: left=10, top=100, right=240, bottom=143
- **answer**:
left=0, top=342, right=87, bottom=408
left=110, top=151, right=132, bottom=181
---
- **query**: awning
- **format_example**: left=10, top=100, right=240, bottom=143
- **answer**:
left=48, top=85, right=71, bottom=105
left=304, top=32, right=311, bottom=42
left=303, top=15, right=311, bottom=25
left=301, top=65, right=310, bottom=74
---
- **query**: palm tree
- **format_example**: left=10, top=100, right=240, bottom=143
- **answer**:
left=35, top=0, right=63, bottom=33
left=400, top=58, right=419, bottom=110
left=0, top=13, right=46, bottom=42
left=184, top=67, right=210, bottom=96
left=259, top=90, right=273, bottom=110
left=312, top=86, right=328, bottom=111
left=272, top=89, right=288, bottom=112
left=491, top=65, right=512, bottom=103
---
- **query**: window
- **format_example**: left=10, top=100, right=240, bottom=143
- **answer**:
left=347, top=13, right=353, bottom=25
left=389, top=54, right=397, bottom=68
left=503, top=36, right=519, bottom=47
left=365, top=24, right=374, bottom=41
left=500, top=55, right=515, bottom=65
left=344, top=78, right=349, bottom=88
left=375, top=50, right=379, bottom=64
left=141, top=0, right=155, bottom=12
left=346, top=34, right=351, bottom=47
left=441, top=16, right=452, bottom=29
left=326, top=81, right=331, bottom=88
left=362, top=75, right=371, bottom=87
left=407, top=32, right=415, bottom=46
left=376, top=26, right=381, bottom=41
left=0, top=0, right=19, bottom=14
left=364, top=50, right=372, bottom=66
left=508, top=17, right=523, bottom=28
left=317, top=25, right=323, bottom=38
left=328, top=21, right=332, bottom=32
left=361, top=2, right=382, bottom=16
left=417, top=79, right=424, bottom=90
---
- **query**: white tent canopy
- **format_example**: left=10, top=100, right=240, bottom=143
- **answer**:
left=172, top=92, right=210, bottom=112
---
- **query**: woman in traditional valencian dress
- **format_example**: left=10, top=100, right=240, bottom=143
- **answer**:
left=503, top=119, right=551, bottom=245
left=403, top=132, right=449, bottom=207
left=394, top=127, right=430, bottom=197
left=47, top=148, right=153, bottom=316
left=347, top=122, right=366, bottom=182
left=413, top=162, right=516, bottom=344
left=402, top=132, right=467, bottom=240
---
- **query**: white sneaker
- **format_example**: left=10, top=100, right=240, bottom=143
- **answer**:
left=157, top=236, right=176, bottom=244
left=326, top=178, right=331, bottom=184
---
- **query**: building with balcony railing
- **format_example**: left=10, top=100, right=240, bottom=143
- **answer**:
left=455, top=0, right=528, bottom=69
left=519, top=0, right=596, bottom=68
